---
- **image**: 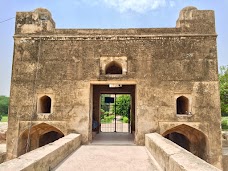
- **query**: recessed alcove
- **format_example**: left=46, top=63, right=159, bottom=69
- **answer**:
left=100, top=56, right=127, bottom=76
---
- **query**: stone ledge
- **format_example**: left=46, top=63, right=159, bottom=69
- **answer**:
left=0, top=133, right=81, bottom=171
left=145, top=133, right=221, bottom=171
left=13, top=34, right=217, bottom=41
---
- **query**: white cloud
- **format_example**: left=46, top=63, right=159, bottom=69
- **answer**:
left=101, top=0, right=175, bottom=13
left=169, top=1, right=175, bottom=7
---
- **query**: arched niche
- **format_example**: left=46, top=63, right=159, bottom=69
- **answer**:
left=37, top=95, right=52, bottom=113
left=176, top=96, right=189, bottom=114
left=105, top=61, right=123, bottom=74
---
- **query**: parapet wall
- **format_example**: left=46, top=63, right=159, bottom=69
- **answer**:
left=14, top=6, right=215, bottom=35
left=0, top=134, right=81, bottom=171
left=145, top=133, right=221, bottom=171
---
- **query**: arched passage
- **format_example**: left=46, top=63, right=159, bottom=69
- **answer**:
left=18, top=123, right=64, bottom=156
left=162, top=124, right=208, bottom=161
left=105, top=61, right=122, bottom=74
left=38, top=95, right=51, bottom=113
left=164, top=132, right=190, bottom=151
left=176, top=96, right=189, bottom=114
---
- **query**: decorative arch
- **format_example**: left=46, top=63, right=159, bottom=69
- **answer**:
left=18, top=123, right=64, bottom=156
left=176, top=96, right=189, bottom=114
left=38, top=95, right=51, bottom=113
left=105, top=61, right=122, bottom=74
left=162, top=124, right=208, bottom=161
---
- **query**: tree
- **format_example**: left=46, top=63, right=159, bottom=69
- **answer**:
left=113, top=95, right=131, bottom=117
left=100, top=94, right=111, bottom=113
left=0, top=96, right=9, bottom=116
left=219, top=66, right=228, bottom=116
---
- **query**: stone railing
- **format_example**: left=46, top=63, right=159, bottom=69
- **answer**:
left=145, top=133, right=221, bottom=171
left=0, top=133, right=81, bottom=171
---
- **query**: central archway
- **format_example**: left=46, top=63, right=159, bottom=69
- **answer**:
left=162, top=124, right=208, bottom=161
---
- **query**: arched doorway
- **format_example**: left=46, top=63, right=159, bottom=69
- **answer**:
left=162, top=124, right=208, bottom=161
left=18, top=123, right=64, bottom=156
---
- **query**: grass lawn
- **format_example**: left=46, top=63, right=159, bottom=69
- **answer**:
left=1, top=115, right=8, bottom=122
left=222, top=116, right=228, bottom=130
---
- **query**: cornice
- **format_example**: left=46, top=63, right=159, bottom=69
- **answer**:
left=14, top=34, right=217, bottom=41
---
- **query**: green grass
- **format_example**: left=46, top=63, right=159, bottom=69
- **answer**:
left=1, top=115, right=8, bottom=122
left=222, top=117, right=228, bottom=130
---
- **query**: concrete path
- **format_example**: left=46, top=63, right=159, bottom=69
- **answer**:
left=53, top=145, right=161, bottom=171
left=92, top=132, right=134, bottom=145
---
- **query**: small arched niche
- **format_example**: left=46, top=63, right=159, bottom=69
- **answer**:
left=38, top=95, right=52, bottom=113
left=105, top=61, right=122, bottom=74
left=176, top=96, right=189, bottom=114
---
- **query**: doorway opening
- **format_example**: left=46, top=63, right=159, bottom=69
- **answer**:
left=100, top=94, right=131, bottom=133
left=92, top=85, right=135, bottom=144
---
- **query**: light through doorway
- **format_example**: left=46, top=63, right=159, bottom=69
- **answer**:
left=100, top=94, right=131, bottom=133
left=92, top=84, right=135, bottom=144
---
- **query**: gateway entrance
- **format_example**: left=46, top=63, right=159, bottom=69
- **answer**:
left=92, top=85, right=135, bottom=139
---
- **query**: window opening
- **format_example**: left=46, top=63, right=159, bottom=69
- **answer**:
left=176, top=96, right=189, bottom=114
left=38, top=95, right=51, bottom=113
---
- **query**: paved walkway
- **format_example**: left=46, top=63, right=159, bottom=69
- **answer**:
left=53, top=146, right=161, bottom=171
left=92, top=132, right=134, bottom=145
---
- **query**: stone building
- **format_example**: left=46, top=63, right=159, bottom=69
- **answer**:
left=7, top=6, right=222, bottom=168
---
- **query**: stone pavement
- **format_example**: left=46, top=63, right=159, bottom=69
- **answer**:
left=53, top=145, right=161, bottom=171
left=92, top=132, right=134, bottom=145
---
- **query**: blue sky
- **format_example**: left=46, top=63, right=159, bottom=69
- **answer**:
left=0, top=0, right=227, bottom=96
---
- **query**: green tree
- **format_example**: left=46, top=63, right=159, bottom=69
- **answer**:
left=0, top=96, right=9, bottom=116
left=100, top=94, right=111, bottom=113
left=219, top=66, right=228, bottom=116
left=114, top=95, right=131, bottom=117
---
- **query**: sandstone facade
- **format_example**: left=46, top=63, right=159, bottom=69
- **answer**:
left=7, top=6, right=222, bottom=169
